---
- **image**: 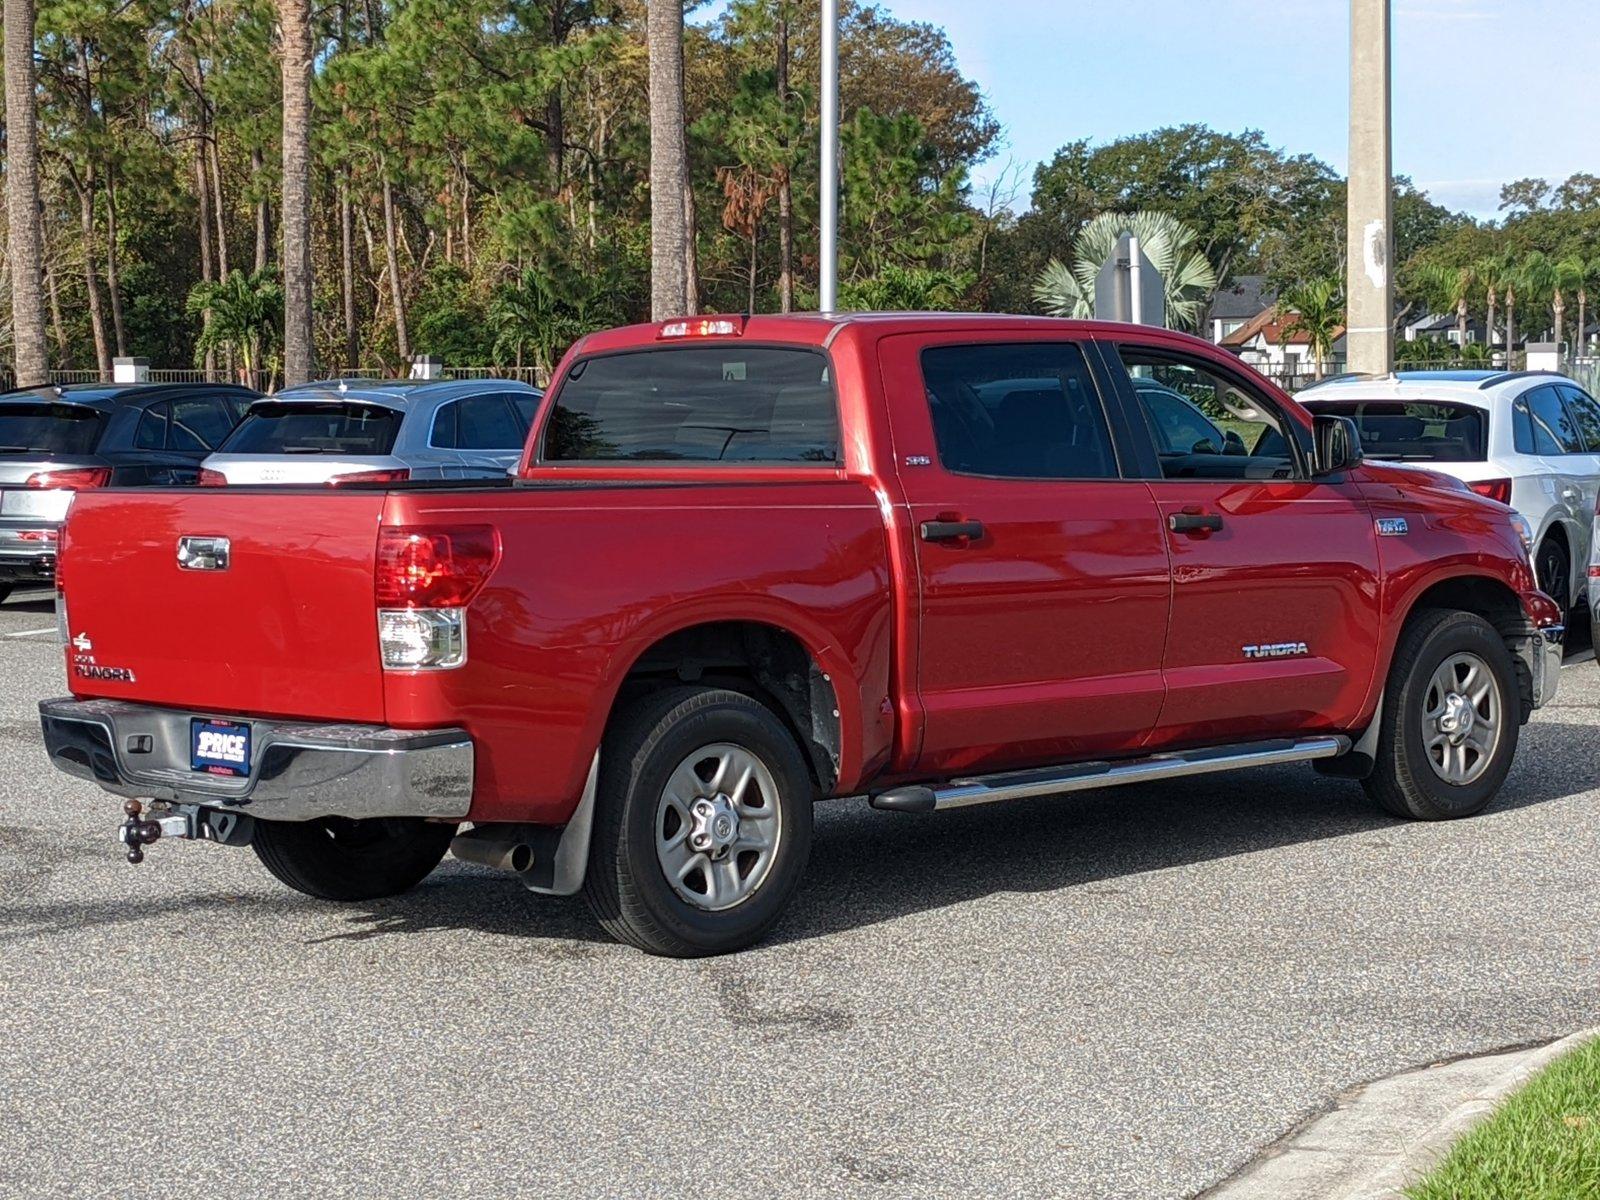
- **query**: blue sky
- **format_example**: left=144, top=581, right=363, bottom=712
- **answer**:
left=699, top=0, right=1599, bottom=220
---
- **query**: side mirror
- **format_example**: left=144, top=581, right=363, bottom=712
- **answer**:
left=1312, top=414, right=1363, bottom=475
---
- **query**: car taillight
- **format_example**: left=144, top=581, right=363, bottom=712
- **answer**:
left=25, top=467, right=111, bottom=490
left=375, top=526, right=500, bottom=670
left=198, top=468, right=229, bottom=487
left=331, top=468, right=411, bottom=487
left=16, top=530, right=58, bottom=542
left=1468, top=478, right=1512, bottom=505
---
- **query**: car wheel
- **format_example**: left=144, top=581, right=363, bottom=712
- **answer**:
left=583, top=686, right=814, bottom=957
left=0, top=585, right=12, bottom=605
left=251, top=816, right=456, bottom=901
left=1535, top=537, right=1571, bottom=616
left=1363, top=609, right=1519, bottom=821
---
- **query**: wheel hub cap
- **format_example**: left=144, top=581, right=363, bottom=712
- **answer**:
left=689, top=794, right=740, bottom=858
left=1437, top=692, right=1476, bottom=742
left=655, top=743, right=783, bottom=912
left=1423, top=651, right=1501, bottom=786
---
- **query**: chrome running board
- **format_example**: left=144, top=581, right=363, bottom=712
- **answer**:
left=869, top=736, right=1351, bottom=814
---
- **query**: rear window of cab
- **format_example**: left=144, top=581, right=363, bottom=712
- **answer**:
left=1306, top=400, right=1487, bottom=462
left=540, top=346, right=840, bottom=465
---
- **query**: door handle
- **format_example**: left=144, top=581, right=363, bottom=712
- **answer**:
left=920, top=519, right=985, bottom=543
left=1169, top=511, right=1224, bottom=534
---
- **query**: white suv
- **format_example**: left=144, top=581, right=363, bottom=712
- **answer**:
left=1302, top=370, right=1600, bottom=616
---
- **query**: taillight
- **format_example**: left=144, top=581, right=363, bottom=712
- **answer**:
left=375, top=526, right=500, bottom=670
left=16, top=530, right=58, bottom=542
left=26, top=467, right=111, bottom=490
left=330, top=468, right=411, bottom=487
left=376, top=527, right=499, bottom=608
left=198, top=468, right=229, bottom=487
left=1468, top=478, right=1512, bottom=505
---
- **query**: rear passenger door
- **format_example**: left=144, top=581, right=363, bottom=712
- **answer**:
left=1100, top=339, right=1382, bottom=744
left=880, top=333, right=1172, bottom=775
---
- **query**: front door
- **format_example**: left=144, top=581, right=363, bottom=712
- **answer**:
left=1100, top=338, right=1383, bottom=745
left=879, top=333, right=1172, bottom=777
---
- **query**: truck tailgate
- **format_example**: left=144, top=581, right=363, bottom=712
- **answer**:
left=60, top=491, right=388, bottom=722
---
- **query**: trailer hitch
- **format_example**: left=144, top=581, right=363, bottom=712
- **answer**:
left=119, top=800, right=163, bottom=864
left=117, top=800, right=255, bottom=864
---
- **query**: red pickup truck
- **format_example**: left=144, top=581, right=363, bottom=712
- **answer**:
left=41, top=314, right=1565, bottom=956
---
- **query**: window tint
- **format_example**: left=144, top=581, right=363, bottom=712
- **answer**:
left=1526, top=386, right=1579, bottom=454
left=544, top=346, right=838, bottom=464
left=1141, top=386, right=1227, bottom=456
left=0, top=403, right=106, bottom=454
left=1513, top=396, right=1536, bottom=454
left=221, top=402, right=403, bottom=456
left=431, top=403, right=458, bottom=449
left=1114, top=347, right=1299, bottom=480
left=1303, top=400, right=1486, bottom=462
left=169, top=397, right=233, bottom=451
left=457, top=395, right=525, bottom=450
left=1557, top=385, right=1600, bottom=453
left=135, top=405, right=169, bottom=451
left=511, top=393, right=537, bottom=431
left=919, top=343, right=1116, bottom=480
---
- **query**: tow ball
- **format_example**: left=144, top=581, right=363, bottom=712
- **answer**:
left=116, top=800, right=254, bottom=864
left=119, top=800, right=163, bottom=864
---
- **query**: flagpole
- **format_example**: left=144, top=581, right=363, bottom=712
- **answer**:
left=819, top=0, right=839, bottom=312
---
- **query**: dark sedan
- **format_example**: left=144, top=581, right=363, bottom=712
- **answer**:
left=0, top=382, right=259, bottom=598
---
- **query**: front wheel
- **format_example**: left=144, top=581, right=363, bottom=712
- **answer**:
left=251, top=817, right=456, bottom=901
left=1363, top=609, right=1519, bottom=820
left=1535, top=537, right=1571, bottom=616
left=583, top=687, right=814, bottom=957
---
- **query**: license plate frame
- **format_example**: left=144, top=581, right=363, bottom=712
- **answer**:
left=190, top=718, right=252, bottom=778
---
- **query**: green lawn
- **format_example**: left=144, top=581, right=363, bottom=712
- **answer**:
left=1406, top=1036, right=1600, bottom=1200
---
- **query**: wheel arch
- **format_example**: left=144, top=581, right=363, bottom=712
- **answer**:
left=597, top=613, right=852, bottom=798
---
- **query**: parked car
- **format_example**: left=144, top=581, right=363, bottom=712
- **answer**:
left=41, top=316, right=1563, bottom=957
left=199, top=378, right=543, bottom=486
left=0, top=381, right=257, bottom=601
left=1301, top=370, right=1600, bottom=615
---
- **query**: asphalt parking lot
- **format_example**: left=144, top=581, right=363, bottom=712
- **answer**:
left=2, top=584, right=1597, bottom=1200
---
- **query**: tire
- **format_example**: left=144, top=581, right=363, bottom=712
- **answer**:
left=1363, top=609, right=1519, bottom=821
left=1535, top=537, right=1571, bottom=616
left=0, top=585, right=12, bottom=605
left=251, top=817, right=456, bottom=901
left=583, top=686, right=814, bottom=957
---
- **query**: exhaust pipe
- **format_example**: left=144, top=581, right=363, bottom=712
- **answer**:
left=450, top=830, right=535, bottom=875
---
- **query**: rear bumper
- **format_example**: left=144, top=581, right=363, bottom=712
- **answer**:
left=0, top=527, right=57, bottom=581
left=38, top=697, right=473, bottom=822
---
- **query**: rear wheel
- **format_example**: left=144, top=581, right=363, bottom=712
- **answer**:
left=251, top=817, right=456, bottom=901
left=583, top=686, right=814, bottom=957
left=1364, top=609, right=1519, bottom=820
left=1535, top=537, right=1571, bottom=616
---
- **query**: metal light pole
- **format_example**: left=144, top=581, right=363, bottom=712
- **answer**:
left=1346, top=0, right=1394, bottom=375
left=819, top=0, right=839, bottom=313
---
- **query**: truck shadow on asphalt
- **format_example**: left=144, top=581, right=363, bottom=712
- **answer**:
left=4, top=716, right=1594, bottom=954
left=299, top=713, right=1600, bottom=952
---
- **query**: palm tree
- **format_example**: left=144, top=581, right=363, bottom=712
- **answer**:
left=1551, top=256, right=1586, bottom=354
left=278, top=0, right=314, bottom=385
left=1033, top=211, right=1219, bottom=330
left=4, top=0, right=50, bottom=387
left=1275, top=277, right=1345, bottom=380
left=488, top=269, right=593, bottom=384
left=187, top=269, right=284, bottom=389
left=1574, top=256, right=1598, bottom=358
left=1419, top=262, right=1477, bottom=350
left=1474, top=256, right=1506, bottom=360
left=646, top=0, right=689, bottom=320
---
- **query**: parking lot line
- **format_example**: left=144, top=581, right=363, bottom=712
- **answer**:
left=3, top=627, right=58, bottom=639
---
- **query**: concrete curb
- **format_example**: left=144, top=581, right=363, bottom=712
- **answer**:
left=1203, top=1027, right=1600, bottom=1200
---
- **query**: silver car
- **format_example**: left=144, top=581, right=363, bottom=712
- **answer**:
left=200, top=379, right=542, bottom=486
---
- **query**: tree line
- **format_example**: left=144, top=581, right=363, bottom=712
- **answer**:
left=1, top=1, right=1595, bottom=390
